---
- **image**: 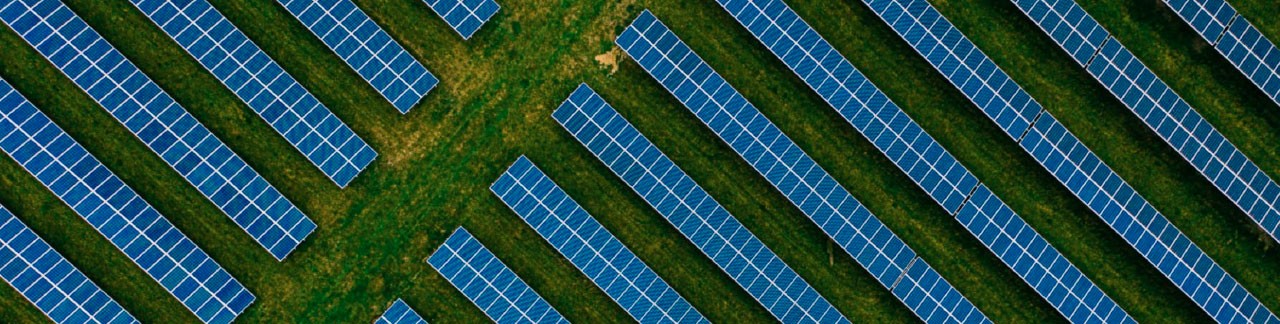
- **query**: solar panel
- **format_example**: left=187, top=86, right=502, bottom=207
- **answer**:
left=617, top=11, right=988, bottom=323
left=427, top=227, right=567, bottom=323
left=277, top=0, right=438, bottom=114
left=0, top=79, right=253, bottom=324
left=492, top=156, right=707, bottom=324
left=553, top=84, right=849, bottom=324
left=0, top=0, right=317, bottom=261
left=422, top=0, right=498, bottom=39
left=0, top=205, right=138, bottom=324
left=376, top=299, right=426, bottom=324
left=1008, top=0, right=1110, bottom=66
left=1087, top=33, right=1280, bottom=260
left=841, top=0, right=1278, bottom=321
left=713, top=0, right=1131, bottom=321
left=127, top=0, right=377, bottom=188
left=1164, top=0, right=1280, bottom=113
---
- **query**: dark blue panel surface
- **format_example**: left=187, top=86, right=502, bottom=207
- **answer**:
left=127, top=0, right=377, bottom=187
left=492, top=156, right=707, bottom=324
left=376, top=299, right=426, bottom=324
left=278, top=0, right=437, bottom=113
left=618, top=10, right=988, bottom=323
left=553, top=84, right=847, bottom=324
left=0, top=79, right=252, bottom=324
left=427, top=228, right=567, bottom=323
left=422, top=0, right=498, bottom=39
left=0, top=0, right=316, bottom=261
left=0, top=205, right=139, bottom=324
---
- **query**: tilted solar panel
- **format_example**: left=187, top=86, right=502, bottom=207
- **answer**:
left=422, top=0, right=498, bottom=39
left=1164, top=0, right=1280, bottom=114
left=843, top=0, right=1278, bottom=321
left=713, top=0, right=1132, bottom=321
left=0, top=205, right=138, bottom=324
left=277, top=0, right=438, bottom=114
left=0, top=0, right=317, bottom=261
left=618, top=11, right=988, bottom=323
left=127, top=0, right=377, bottom=188
left=427, top=227, right=567, bottom=323
left=492, top=156, right=707, bottom=324
left=553, top=84, right=848, bottom=324
left=376, top=299, right=427, bottom=324
left=0, top=79, right=253, bottom=324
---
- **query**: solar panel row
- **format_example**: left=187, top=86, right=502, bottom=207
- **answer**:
left=0, top=205, right=138, bottom=324
left=553, top=84, right=848, bottom=324
left=1164, top=0, right=1280, bottom=107
left=712, top=0, right=1132, bottom=321
left=422, top=0, right=498, bottom=40
left=427, top=227, right=567, bottom=324
left=854, top=0, right=1278, bottom=321
left=1016, top=0, right=1280, bottom=254
left=618, top=11, right=988, bottom=323
left=0, top=0, right=317, bottom=261
left=127, top=0, right=376, bottom=188
left=492, top=156, right=708, bottom=324
left=277, top=0, right=438, bottom=114
left=0, top=78, right=253, bottom=324
left=376, top=299, right=427, bottom=324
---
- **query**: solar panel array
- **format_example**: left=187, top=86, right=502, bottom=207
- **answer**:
left=553, top=84, right=848, bottom=324
left=0, top=205, right=138, bottom=324
left=422, top=0, right=499, bottom=39
left=1164, top=0, right=1280, bottom=107
left=0, top=0, right=317, bottom=262
left=823, top=0, right=1279, bottom=321
left=0, top=78, right=253, bottom=324
left=492, top=156, right=707, bottom=324
left=427, top=227, right=567, bottom=323
left=277, top=0, right=438, bottom=114
left=126, top=0, right=377, bottom=188
left=376, top=299, right=427, bottom=324
left=1017, top=0, right=1280, bottom=254
left=713, top=0, right=1131, bottom=321
left=618, top=11, right=988, bottom=323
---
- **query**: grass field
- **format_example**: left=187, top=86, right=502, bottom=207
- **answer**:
left=0, top=0, right=1278, bottom=322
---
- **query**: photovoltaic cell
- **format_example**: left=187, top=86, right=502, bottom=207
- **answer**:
left=1164, top=0, right=1280, bottom=115
left=0, top=205, right=138, bottom=324
left=376, top=299, right=426, bottom=324
left=618, top=11, right=988, bottom=323
left=713, top=0, right=1131, bottom=321
left=855, top=0, right=1279, bottom=321
left=0, top=79, right=253, bottom=324
left=427, top=227, right=567, bottom=323
left=277, top=0, right=438, bottom=114
left=127, top=0, right=377, bottom=188
left=0, top=0, right=317, bottom=261
left=492, top=156, right=707, bottom=324
left=1087, top=32, right=1280, bottom=262
left=422, top=0, right=498, bottom=39
left=553, top=84, right=848, bottom=324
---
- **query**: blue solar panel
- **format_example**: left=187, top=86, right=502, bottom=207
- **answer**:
left=0, top=0, right=317, bottom=261
left=1009, top=0, right=1110, bottom=66
left=0, top=79, right=253, bottom=324
left=1087, top=35, right=1280, bottom=254
left=427, top=228, right=567, bottom=323
left=617, top=11, right=988, bottom=323
left=492, top=156, right=707, bottom=324
left=126, top=0, right=376, bottom=188
left=714, top=0, right=1132, bottom=321
left=553, top=84, right=848, bottom=324
left=0, top=205, right=138, bottom=324
left=376, top=299, right=426, bottom=324
left=422, top=0, right=498, bottom=39
left=1164, top=0, right=1280, bottom=110
left=277, top=0, right=438, bottom=114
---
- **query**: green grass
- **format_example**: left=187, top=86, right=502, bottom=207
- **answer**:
left=0, top=0, right=1276, bottom=322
